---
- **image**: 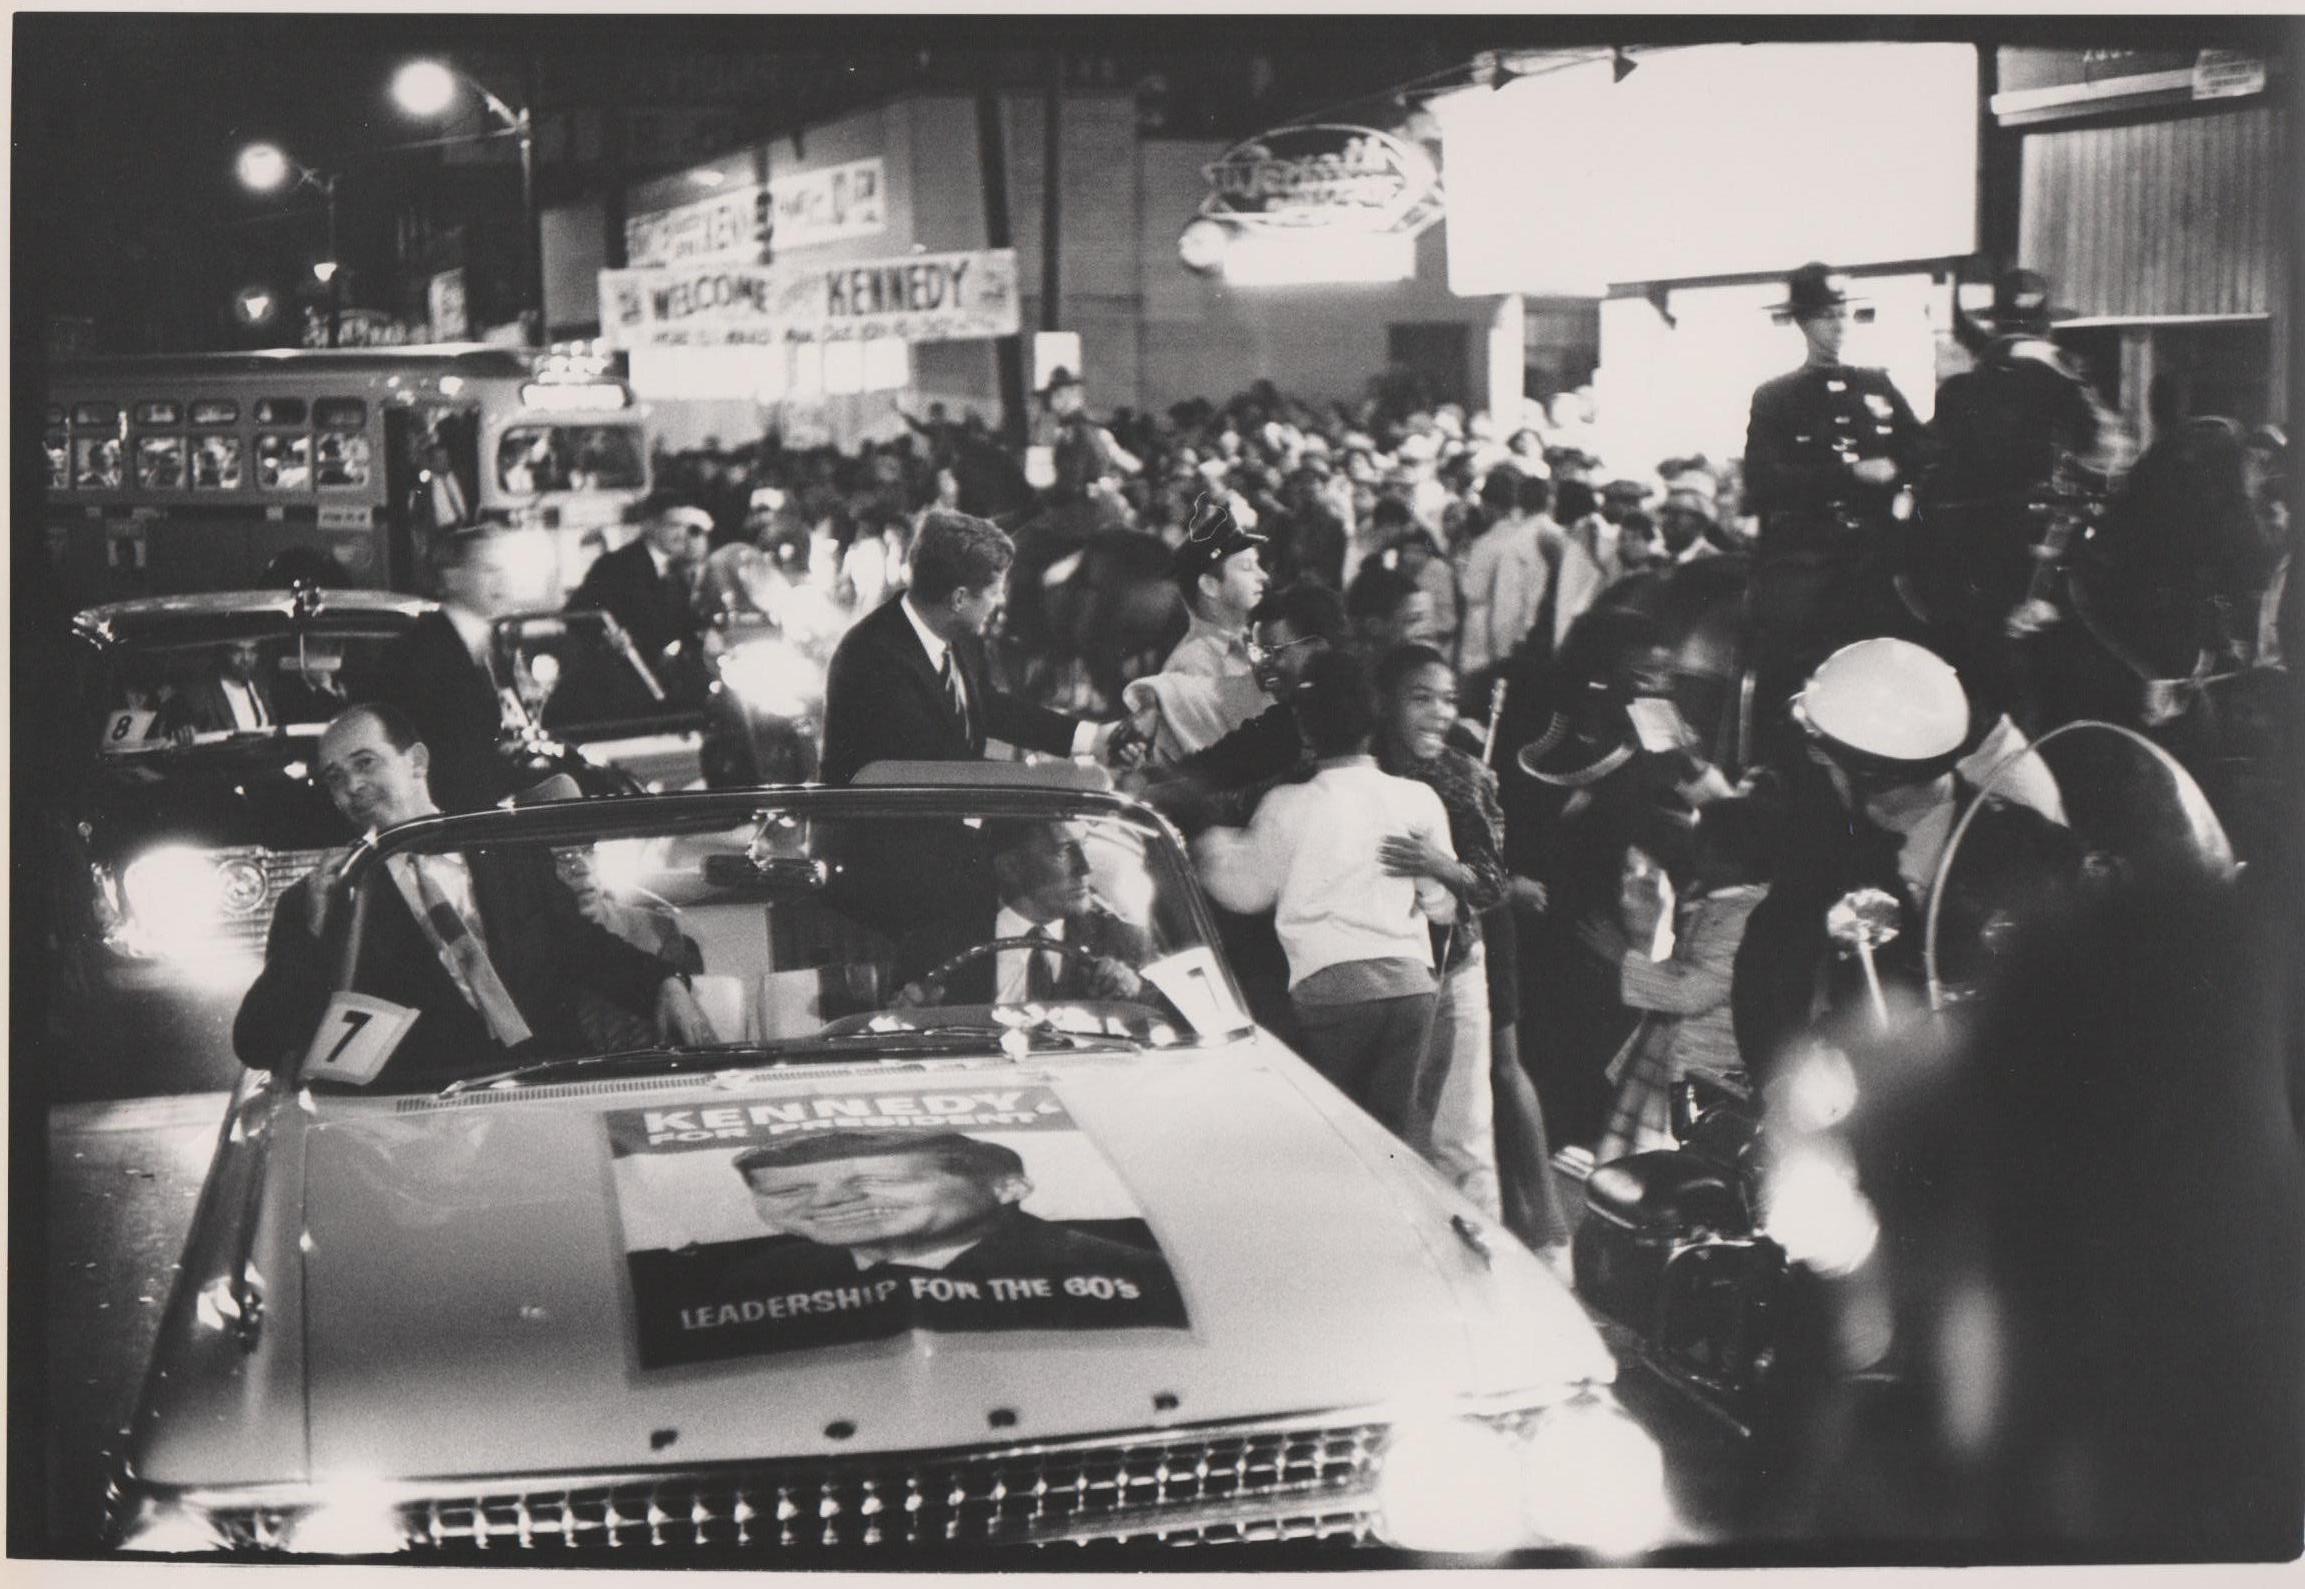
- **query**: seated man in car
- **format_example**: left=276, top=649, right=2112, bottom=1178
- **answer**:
left=232, top=702, right=715, bottom=1081
left=179, top=639, right=279, bottom=733
left=892, top=819, right=1150, bottom=1007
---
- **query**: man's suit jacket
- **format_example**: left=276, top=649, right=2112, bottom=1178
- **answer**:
left=179, top=671, right=278, bottom=734
left=370, top=610, right=509, bottom=813
left=820, top=594, right=1078, bottom=786
left=896, top=901, right=1152, bottom=1004
left=568, top=538, right=695, bottom=671
left=233, top=845, right=680, bottom=1083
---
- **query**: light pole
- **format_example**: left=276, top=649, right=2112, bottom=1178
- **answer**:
left=236, top=141, right=342, bottom=347
left=392, top=59, right=541, bottom=348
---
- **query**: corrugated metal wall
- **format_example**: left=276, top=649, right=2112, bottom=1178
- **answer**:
left=2019, top=103, right=2285, bottom=319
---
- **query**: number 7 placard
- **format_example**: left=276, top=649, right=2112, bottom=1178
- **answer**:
left=302, top=992, right=420, bottom=1086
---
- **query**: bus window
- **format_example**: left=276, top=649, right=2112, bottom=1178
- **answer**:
left=316, top=431, right=372, bottom=489
left=135, top=435, right=187, bottom=491
left=46, top=430, right=69, bottom=490
left=75, top=436, right=123, bottom=490
left=314, top=399, right=372, bottom=488
left=254, top=398, right=307, bottom=426
left=193, top=435, right=244, bottom=490
left=190, top=399, right=239, bottom=426
left=134, top=401, right=183, bottom=427
left=73, top=402, right=119, bottom=428
left=499, top=423, right=644, bottom=492
left=257, top=432, right=312, bottom=491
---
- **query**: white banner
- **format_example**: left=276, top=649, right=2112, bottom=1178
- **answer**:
left=626, top=185, right=771, bottom=268
left=599, top=250, right=1019, bottom=350
left=768, top=157, right=886, bottom=251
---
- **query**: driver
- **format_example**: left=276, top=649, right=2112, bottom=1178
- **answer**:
left=1730, top=638, right=2085, bottom=1082
left=232, top=702, right=715, bottom=1079
left=892, top=819, right=1150, bottom=1006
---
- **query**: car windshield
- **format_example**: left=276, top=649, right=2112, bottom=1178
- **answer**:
left=279, top=799, right=1249, bottom=1094
left=84, top=621, right=414, bottom=752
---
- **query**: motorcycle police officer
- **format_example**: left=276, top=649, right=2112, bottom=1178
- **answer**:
left=1744, top=264, right=1930, bottom=768
left=1731, top=637, right=2083, bottom=1081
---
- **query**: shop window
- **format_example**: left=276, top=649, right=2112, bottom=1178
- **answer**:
left=135, top=435, right=187, bottom=491
left=193, top=435, right=244, bottom=490
left=190, top=399, right=240, bottom=427
left=74, top=436, right=123, bottom=489
left=257, top=432, right=312, bottom=490
left=45, top=430, right=69, bottom=490
left=134, top=400, right=182, bottom=427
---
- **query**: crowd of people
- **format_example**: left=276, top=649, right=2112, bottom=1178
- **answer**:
left=501, top=259, right=2292, bottom=1284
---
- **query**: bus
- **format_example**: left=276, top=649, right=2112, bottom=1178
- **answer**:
left=41, top=345, right=653, bottom=610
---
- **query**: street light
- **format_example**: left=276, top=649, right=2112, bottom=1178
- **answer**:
left=392, top=58, right=540, bottom=348
left=235, top=141, right=342, bottom=347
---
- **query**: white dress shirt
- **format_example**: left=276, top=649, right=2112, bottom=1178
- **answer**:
left=220, top=676, right=269, bottom=730
left=992, top=905, right=1067, bottom=1002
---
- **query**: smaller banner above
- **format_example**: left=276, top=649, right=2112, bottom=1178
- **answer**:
left=626, top=184, right=771, bottom=269
left=599, top=249, right=1019, bottom=350
left=768, top=156, right=888, bottom=251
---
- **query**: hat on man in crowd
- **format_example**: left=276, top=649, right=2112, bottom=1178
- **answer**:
left=632, top=487, right=716, bottom=534
left=1982, top=267, right=2074, bottom=338
left=1661, top=473, right=1720, bottom=522
left=1602, top=478, right=1653, bottom=507
left=1171, top=490, right=1267, bottom=594
left=1038, top=366, right=1084, bottom=400
left=1770, top=261, right=1860, bottom=323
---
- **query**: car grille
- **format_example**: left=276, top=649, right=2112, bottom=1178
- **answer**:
left=241, top=848, right=326, bottom=947
left=401, top=1420, right=1388, bottom=1555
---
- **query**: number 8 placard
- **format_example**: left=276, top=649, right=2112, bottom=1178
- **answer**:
left=302, top=992, right=420, bottom=1086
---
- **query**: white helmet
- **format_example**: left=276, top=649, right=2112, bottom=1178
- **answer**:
left=1793, top=638, right=1968, bottom=767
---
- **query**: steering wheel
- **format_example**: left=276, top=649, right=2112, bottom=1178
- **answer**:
left=912, top=934, right=1114, bottom=1004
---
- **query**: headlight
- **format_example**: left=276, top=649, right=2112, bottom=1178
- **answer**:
left=1518, top=1390, right=1677, bottom=1557
left=119, top=846, right=229, bottom=943
left=111, top=1491, right=235, bottom=1554
left=273, top=1483, right=411, bottom=1555
left=1375, top=1393, right=1675, bottom=1558
left=717, top=637, right=821, bottom=719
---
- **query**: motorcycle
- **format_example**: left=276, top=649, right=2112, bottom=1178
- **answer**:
left=1571, top=721, right=2239, bottom=1441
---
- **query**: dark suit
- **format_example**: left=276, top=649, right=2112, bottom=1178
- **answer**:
left=820, top=594, right=1080, bottom=786
left=568, top=538, right=698, bottom=679
left=233, top=845, right=682, bottom=1083
left=896, top=901, right=1152, bottom=1004
left=369, top=610, right=511, bottom=813
left=178, top=672, right=277, bottom=734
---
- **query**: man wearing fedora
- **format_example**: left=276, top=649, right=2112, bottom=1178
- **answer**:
left=1743, top=261, right=1929, bottom=768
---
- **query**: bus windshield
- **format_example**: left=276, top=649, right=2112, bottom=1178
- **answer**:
left=499, top=424, right=647, bottom=494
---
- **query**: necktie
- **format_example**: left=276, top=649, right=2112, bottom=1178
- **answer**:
left=1026, top=923, right=1059, bottom=999
left=941, top=649, right=971, bottom=743
left=406, top=858, right=533, bottom=1047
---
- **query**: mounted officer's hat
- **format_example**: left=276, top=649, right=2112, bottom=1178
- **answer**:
left=1981, top=268, right=2074, bottom=336
left=1769, top=262, right=1868, bottom=324
left=1793, top=637, right=1970, bottom=782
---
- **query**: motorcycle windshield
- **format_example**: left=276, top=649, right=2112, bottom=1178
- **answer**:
left=1925, top=720, right=2236, bottom=1007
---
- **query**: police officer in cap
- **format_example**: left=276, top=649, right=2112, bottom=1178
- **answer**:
left=1744, top=264, right=1930, bottom=768
left=1917, top=267, right=2118, bottom=645
left=1731, top=637, right=2082, bottom=1082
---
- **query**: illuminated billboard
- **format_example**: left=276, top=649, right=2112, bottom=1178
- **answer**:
left=1437, top=44, right=1979, bottom=295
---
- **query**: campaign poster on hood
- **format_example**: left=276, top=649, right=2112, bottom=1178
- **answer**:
left=606, top=1084, right=1189, bottom=1368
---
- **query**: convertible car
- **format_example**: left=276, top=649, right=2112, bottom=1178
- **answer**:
left=107, top=768, right=1676, bottom=1562
left=52, top=588, right=636, bottom=1011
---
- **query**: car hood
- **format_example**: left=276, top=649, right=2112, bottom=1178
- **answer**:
left=82, top=739, right=343, bottom=857
left=290, top=1042, right=1607, bottom=1483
